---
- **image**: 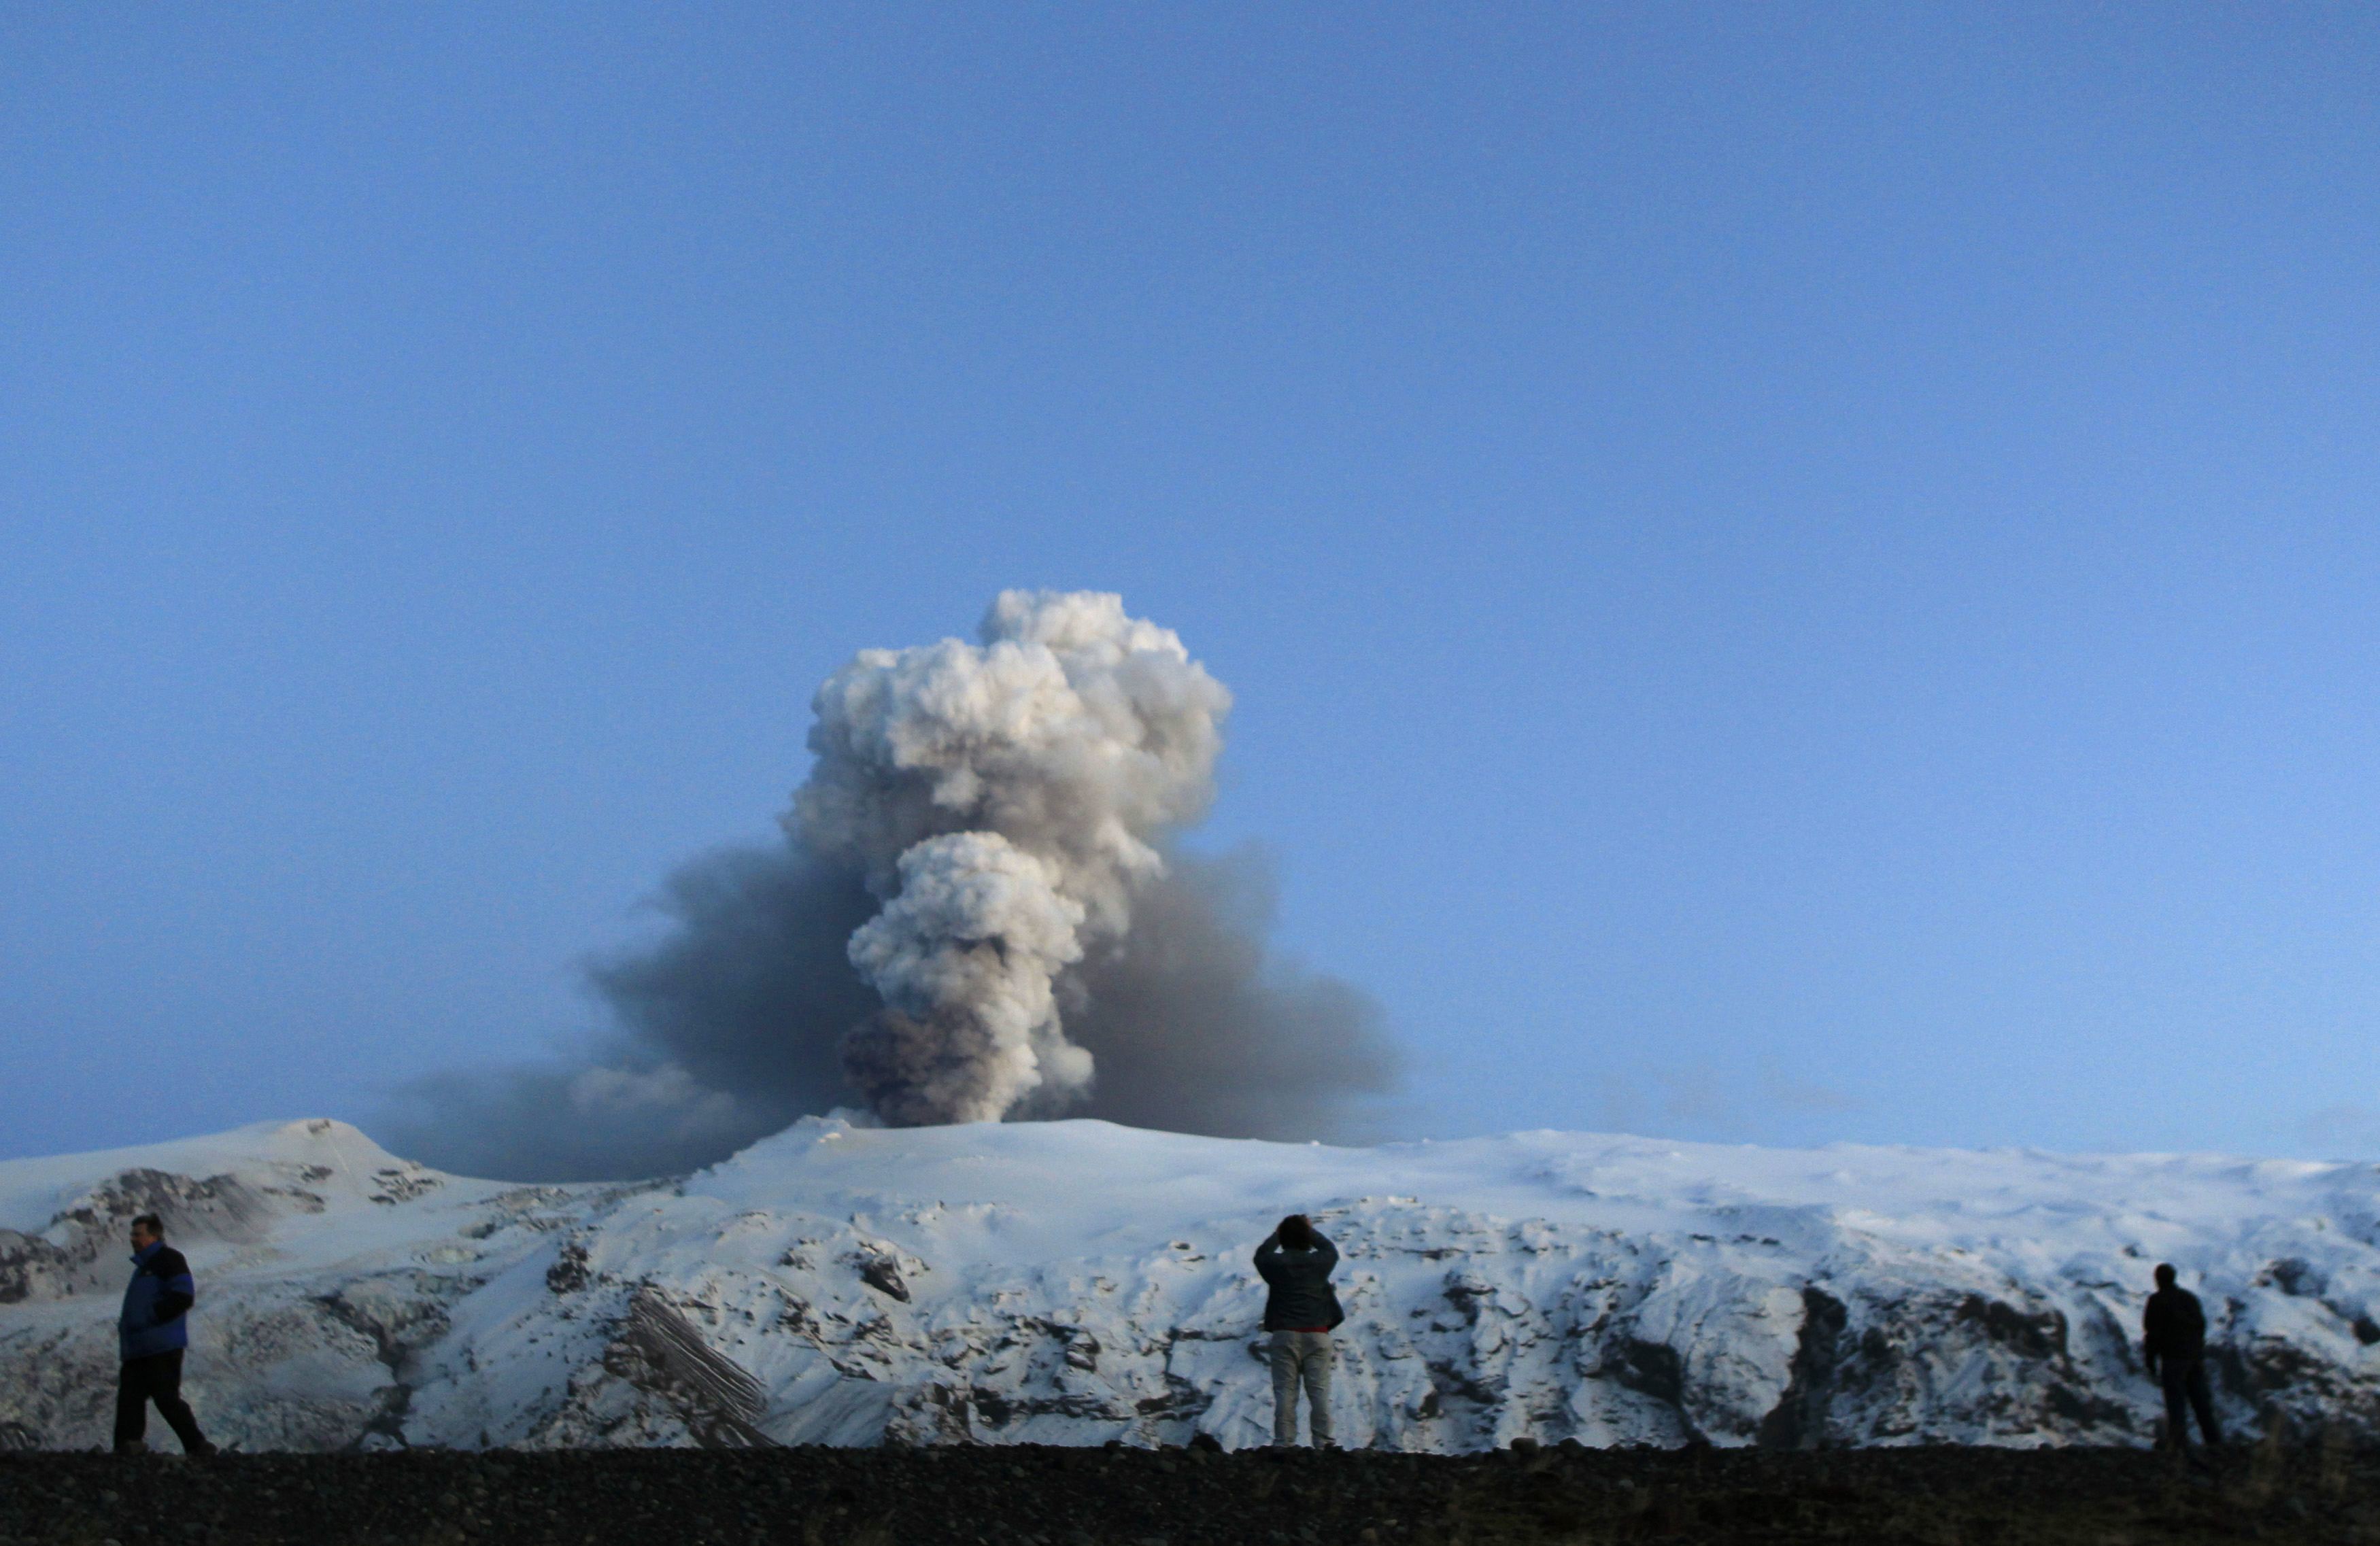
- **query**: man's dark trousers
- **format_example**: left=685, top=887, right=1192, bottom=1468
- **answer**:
left=116, top=1350, right=207, bottom=1453
left=2159, top=1357, right=2221, bottom=1449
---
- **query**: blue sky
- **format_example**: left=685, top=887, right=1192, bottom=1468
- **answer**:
left=5, top=5, right=2377, bottom=1164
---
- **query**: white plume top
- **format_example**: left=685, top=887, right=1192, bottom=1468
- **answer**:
left=792, top=591, right=1233, bottom=1124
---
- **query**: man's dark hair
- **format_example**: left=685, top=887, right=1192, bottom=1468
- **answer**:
left=131, top=1214, right=165, bottom=1237
left=2154, top=1262, right=2177, bottom=1288
left=1276, top=1214, right=1314, bottom=1251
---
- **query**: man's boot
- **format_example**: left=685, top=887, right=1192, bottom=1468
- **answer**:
left=114, top=1440, right=146, bottom=1456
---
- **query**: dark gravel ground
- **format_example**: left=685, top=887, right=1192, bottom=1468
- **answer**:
left=4, top=1438, right=2376, bottom=1546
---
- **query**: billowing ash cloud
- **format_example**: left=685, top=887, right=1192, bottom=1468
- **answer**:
left=381, top=592, right=1397, bottom=1180
left=800, top=591, right=1231, bottom=1124
left=843, top=833, right=1089, bottom=1125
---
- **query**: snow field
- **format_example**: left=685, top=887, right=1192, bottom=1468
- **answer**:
left=5, top=1116, right=2377, bottom=1452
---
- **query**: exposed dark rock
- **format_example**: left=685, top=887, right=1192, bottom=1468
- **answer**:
left=1, top=1169, right=275, bottom=1305
left=546, top=1243, right=593, bottom=1295
left=1611, top=1339, right=1686, bottom=1410
left=1952, top=1294, right=2067, bottom=1361
left=605, top=1290, right=772, bottom=1449
left=0, top=1231, right=73, bottom=1306
left=1756, top=1288, right=1847, bottom=1450
left=2260, top=1258, right=2321, bottom=1297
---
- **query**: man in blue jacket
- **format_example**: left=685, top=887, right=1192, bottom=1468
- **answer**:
left=116, top=1214, right=214, bottom=1456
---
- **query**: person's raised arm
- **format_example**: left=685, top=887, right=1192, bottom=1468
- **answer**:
left=1310, top=1232, right=1339, bottom=1272
left=1255, top=1231, right=1282, bottom=1279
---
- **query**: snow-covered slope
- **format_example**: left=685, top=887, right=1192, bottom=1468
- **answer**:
left=5, top=1117, right=2378, bottom=1453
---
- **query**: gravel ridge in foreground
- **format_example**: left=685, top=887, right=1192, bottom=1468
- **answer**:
left=3, top=1441, right=2376, bottom=1546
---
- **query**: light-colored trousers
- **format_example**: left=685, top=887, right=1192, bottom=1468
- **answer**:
left=1268, top=1330, right=1333, bottom=1446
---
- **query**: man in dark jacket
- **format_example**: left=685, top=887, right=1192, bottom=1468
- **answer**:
left=2143, top=1262, right=2220, bottom=1452
left=116, top=1214, right=214, bottom=1456
left=1255, top=1214, right=1343, bottom=1447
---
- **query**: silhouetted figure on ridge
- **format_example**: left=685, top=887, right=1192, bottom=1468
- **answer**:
left=2143, top=1262, right=2221, bottom=1454
left=116, top=1214, right=214, bottom=1456
left=1255, top=1214, right=1344, bottom=1448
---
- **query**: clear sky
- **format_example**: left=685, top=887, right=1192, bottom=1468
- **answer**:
left=5, top=5, right=2377, bottom=1165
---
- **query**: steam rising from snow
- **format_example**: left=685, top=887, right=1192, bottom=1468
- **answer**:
left=386, top=593, right=1395, bottom=1179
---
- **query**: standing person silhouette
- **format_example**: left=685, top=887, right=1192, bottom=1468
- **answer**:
left=116, top=1215, right=214, bottom=1456
left=2144, top=1262, right=2222, bottom=1453
left=1255, top=1214, right=1344, bottom=1448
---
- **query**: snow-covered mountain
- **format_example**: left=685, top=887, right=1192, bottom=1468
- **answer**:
left=5, top=1116, right=2377, bottom=1454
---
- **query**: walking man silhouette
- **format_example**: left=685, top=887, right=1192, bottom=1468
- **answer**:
left=116, top=1214, right=214, bottom=1456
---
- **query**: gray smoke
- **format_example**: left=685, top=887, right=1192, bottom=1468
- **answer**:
left=383, top=592, right=1397, bottom=1180
left=383, top=845, right=879, bottom=1182
left=841, top=831, right=1090, bottom=1125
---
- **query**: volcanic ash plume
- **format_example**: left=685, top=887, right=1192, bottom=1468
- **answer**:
left=385, top=589, right=1397, bottom=1179
left=842, top=832, right=1087, bottom=1124
left=800, top=590, right=1231, bottom=1124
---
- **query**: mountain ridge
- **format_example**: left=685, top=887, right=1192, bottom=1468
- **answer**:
left=5, top=1116, right=2376, bottom=1452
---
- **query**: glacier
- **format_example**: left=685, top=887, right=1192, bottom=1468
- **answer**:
left=4, top=1116, right=2378, bottom=1453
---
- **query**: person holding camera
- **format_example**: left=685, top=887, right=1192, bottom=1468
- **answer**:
left=1255, top=1214, right=1344, bottom=1448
